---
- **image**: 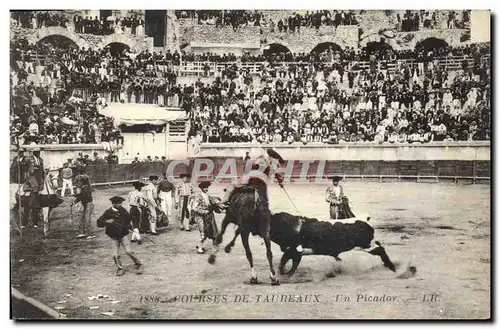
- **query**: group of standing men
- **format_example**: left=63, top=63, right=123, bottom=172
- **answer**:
left=125, top=173, right=199, bottom=236
left=123, top=172, right=221, bottom=255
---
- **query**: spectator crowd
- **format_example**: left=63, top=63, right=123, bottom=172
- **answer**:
left=10, top=10, right=489, bottom=147
left=186, top=10, right=358, bottom=32
left=10, top=38, right=124, bottom=147
left=176, top=10, right=470, bottom=33
left=11, top=11, right=146, bottom=37
left=186, top=44, right=490, bottom=145
left=180, top=43, right=489, bottom=64
left=398, top=10, right=470, bottom=32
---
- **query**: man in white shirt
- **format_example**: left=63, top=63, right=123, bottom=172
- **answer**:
left=375, top=122, right=386, bottom=140
left=399, top=116, right=409, bottom=130
left=60, top=162, right=74, bottom=197
left=28, top=120, right=39, bottom=135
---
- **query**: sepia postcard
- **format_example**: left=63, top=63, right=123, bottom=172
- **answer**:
left=9, top=8, right=491, bottom=320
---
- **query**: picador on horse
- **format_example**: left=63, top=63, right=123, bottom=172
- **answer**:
left=208, top=149, right=285, bottom=286
left=208, top=147, right=397, bottom=282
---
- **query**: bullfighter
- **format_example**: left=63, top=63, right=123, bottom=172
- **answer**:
left=128, top=181, right=147, bottom=244
left=96, top=196, right=142, bottom=276
left=191, top=181, right=220, bottom=254
left=157, top=173, right=175, bottom=224
left=176, top=173, right=193, bottom=231
left=143, top=175, right=160, bottom=235
left=325, top=176, right=345, bottom=220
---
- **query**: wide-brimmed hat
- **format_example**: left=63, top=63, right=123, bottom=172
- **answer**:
left=149, top=175, right=159, bottom=180
left=199, top=181, right=211, bottom=189
left=180, top=173, right=191, bottom=179
left=331, top=175, right=343, bottom=182
left=109, top=196, right=125, bottom=204
left=133, top=181, right=145, bottom=189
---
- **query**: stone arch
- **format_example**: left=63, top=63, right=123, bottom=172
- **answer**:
left=363, top=41, right=394, bottom=53
left=262, top=43, right=292, bottom=56
left=310, top=42, right=342, bottom=54
left=262, top=38, right=293, bottom=52
left=103, top=42, right=131, bottom=56
left=300, top=34, right=351, bottom=53
left=98, top=34, right=141, bottom=52
left=27, top=27, right=89, bottom=49
left=415, top=37, right=449, bottom=51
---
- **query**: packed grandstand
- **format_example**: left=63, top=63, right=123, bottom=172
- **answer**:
left=10, top=10, right=490, bottom=152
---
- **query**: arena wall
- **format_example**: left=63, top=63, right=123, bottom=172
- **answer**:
left=11, top=135, right=187, bottom=169
left=117, top=133, right=188, bottom=163
left=11, top=144, right=116, bottom=170
left=42, top=158, right=489, bottom=186
left=11, top=143, right=490, bottom=185
left=197, top=141, right=490, bottom=161
left=11, top=26, right=154, bottom=52
left=181, top=25, right=359, bottom=53
left=261, top=26, right=359, bottom=52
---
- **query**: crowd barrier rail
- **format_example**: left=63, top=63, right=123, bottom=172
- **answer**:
left=22, top=51, right=489, bottom=77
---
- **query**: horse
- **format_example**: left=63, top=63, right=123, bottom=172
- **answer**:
left=207, top=185, right=280, bottom=286
left=13, top=169, right=63, bottom=236
left=38, top=169, right=64, bottom=236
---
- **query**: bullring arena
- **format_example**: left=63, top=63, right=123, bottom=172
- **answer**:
left=10, top=9, right=490, bottom=320
left=11, top=181, right=490, bottom=319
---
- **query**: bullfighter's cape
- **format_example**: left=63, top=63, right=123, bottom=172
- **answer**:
left=191, top=192, right=220, bottom=240
left=339, top=197, right=356, bottom=219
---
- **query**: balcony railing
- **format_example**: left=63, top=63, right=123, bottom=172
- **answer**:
left=16, top=51, right=489, bottom=79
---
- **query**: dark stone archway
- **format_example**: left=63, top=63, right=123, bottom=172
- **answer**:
left=263, top=43, right=292, bottom=57
left=415, top=37, right=449, bottom=52
left=310, top=42, right=342, bottom=54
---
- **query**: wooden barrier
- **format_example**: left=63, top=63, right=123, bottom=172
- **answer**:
left=11, top=287, right=66, bottom=319
left=61, top=159, right=490, bottom=186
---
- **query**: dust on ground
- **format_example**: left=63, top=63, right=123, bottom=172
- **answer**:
left=10, top=182, right=491, bottom=319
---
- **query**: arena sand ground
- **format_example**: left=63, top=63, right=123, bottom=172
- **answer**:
left=10, top=182, right=490, bottom=319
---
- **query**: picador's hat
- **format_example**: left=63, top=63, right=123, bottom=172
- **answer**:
left=110, top=196, right=125, bottom=204
left=331, top=175, right=343, bottom=182
left=149, top=175, right=159, bottom=180
left=180, top=173, right=191, bottom=178
left=266, top=148, right=285, bottom=164
left=199, top=181, right=211, bottom=189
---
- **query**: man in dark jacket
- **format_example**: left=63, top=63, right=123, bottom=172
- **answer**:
left=10, top=149, right=27, bottom=184
left=97, top=196, right=142, bottom=276
left=72, top=174, right=95, bottom=239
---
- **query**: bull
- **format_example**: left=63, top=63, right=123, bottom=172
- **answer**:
left=270, top=212, right=397, bottom=276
